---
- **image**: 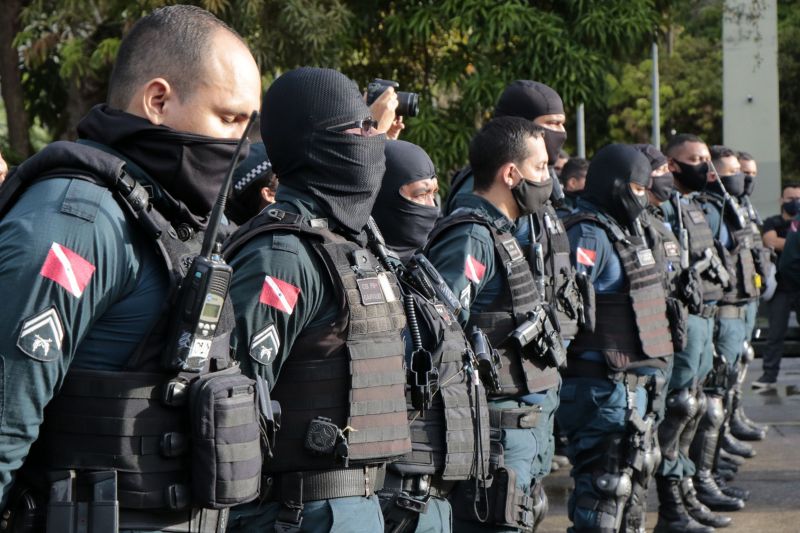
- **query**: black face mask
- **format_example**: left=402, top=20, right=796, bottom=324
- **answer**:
left=77, top=105, right=246, bottom=227
left=673, top=160, right=709, bottom=192
left=512, top=173, right=554, bottom=216
left=744, top=174, right=756, bottom=196
left=649, top=172, right=674, bottom=203
left=614, top=183, right=648, bottom=226
left=373, top=139, right=440, bottom=262
left=543, top=129, right=567, bottom=165
left=261, top=67, right=386, bottom=238
left=720, top=172, right=746, bottom=198
left=783, top=199, right=800, bottom=217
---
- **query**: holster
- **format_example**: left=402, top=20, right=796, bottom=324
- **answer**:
left=665, top=297, right=688, bottom=352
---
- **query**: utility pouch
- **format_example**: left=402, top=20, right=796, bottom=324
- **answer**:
left=575, top=272, right=595, bottom=332
left=45, top=470, right=118, bottom=533
left=189, top=365, right=262, bottom=509
left=1, top=483, right=45, bottom=532
left=450, top=466, right=532, bottom=530
left=665, top=297, right=688, bottom=352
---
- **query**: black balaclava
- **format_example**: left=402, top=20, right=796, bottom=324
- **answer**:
left=261, top=67, right=385, bottom=237
left=582, top=144, right=652, bottom=228
left=372, top=140, right=439, bottom=262
left=77, top=104, right=247, bottom=228
left=743, top=174, right=756, bottom=197
left=495, top=80, right=566, bottom=165
left=633, top=143, right=673, bottom=203
left=227, top=141, right=273, bottom=225
left=673, top=159, right=709, bottom=192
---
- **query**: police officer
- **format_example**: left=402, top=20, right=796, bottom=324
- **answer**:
left=445, top=80, right=568, bottom=215
left=557, top=144, right=673, bottom=533
left=556, top=157, right=589, bottom=217
left=226, top=141, right=276, bottom=226
left=223, top=67, right=412, bottom=532
left=370, top=139, right=491, bottom=532
left=694, top=146, right=758, bottom=467
left=656, top=135, right=743, bottom=528
left=427, top=117, right=563, bottom=532
left=0, top=6, right=261, bottom=531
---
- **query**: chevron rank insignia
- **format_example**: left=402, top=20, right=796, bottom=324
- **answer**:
left=250, top=323, right=280, bottom=365
left=17, top=306, right=64, bottom=362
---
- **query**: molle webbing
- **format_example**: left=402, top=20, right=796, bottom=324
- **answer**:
left=678, top=198, right=723, bottom=301
left=540, top=205, right=579, bottom=340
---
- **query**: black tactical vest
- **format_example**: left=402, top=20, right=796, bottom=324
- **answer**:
left=426, top=212, right=560, bottom=396
left=670, top=196, right=725, bottom=302
left=697, top=193, right=759, bottom=303
left=223, top=209, right=413, bottom=472
left=642, top=208, right=683, bottom=292
left=742, top=196, right=773, bottom=278
left=564, top=213, right=673, bottom=371
left=535, top=205, right=582, bottom=340
left=0, top=142, right=259, bottom=513
left=390, top=289, right=490, bottom=480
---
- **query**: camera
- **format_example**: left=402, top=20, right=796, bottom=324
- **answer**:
left=366, top=78, right=419, bottom=117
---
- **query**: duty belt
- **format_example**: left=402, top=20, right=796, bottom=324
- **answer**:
left=488, top=405, right=542, bottom=429
left=563, top=359, right=651, bottom=392
left=697, top=303, right=719, bottom=319
left=718, top=304, right=747, bottom=320
left=381, top=471, right=456, bottom=499
left=264, top=466, right=379, bottom=503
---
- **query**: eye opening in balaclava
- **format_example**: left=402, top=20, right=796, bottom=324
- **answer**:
left=582, top=143, right=652, bottom=228
left=261, top=66, right=386, bottom=237
left=372, top=139, right=439, bottom=263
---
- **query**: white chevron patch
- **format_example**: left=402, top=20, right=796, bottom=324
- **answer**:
left=17, top=306, right=64, bottom=362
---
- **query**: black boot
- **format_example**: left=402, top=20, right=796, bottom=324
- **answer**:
left=721, top=432, right=756, bottom=459
left=730, top=408, right=766, bottom=441
left=714, top=474, right=751, bottom=501
left=731, top=386, right=768, bottom=437
left=716, top=455, right=739, bottom=474
left=718, top=448, right=745, bottom=466
left=693, top=469, right=745, bottom=512
left=680, top=477, right=732, bottom=528
left=714, top=467, right=736, bottom=482
left=654, top=477, right=714, bottom=533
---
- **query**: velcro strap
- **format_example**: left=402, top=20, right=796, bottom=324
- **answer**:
left=488, top=406, right=542, bottom=429
left=268, top=467, right=379, bottom=502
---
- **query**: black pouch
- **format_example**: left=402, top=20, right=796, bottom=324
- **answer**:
left=189, top=365, right=263, bottom=509
left=575, top=272, right=596, bottom=332
left=666, top=297, right=688, bottom=352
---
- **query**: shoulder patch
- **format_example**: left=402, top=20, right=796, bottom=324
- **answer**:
left=459, top=284, right=472, bottom=308
left=17, top=306, right=64, bottom=362
left=250, top=323, right=280, bottom=365
left=40, top=242, right=96, bottom=298
left=576, top=247, right=596, bottom=266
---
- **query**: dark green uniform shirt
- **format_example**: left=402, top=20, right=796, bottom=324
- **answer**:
left=0, top=176, right=167, bottom=506
left=227, top=187, right=338, bottom=388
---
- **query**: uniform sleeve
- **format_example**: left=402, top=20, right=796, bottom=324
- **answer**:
left=426, top=224, right=496, bottom=325
left=566, top=223, right=608, bottom=286
left=228, top=232, right=332, bottom=389
left=0, top=179, right=137, bottom=506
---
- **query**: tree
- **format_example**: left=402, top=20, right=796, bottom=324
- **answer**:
left=0, top=0, right=32, bottom=161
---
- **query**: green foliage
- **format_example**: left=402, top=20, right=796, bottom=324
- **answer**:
left=778, top=0, right=800, bottom=183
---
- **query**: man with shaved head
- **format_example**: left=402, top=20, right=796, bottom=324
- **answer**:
left=0, top=5, right=261, bottom=531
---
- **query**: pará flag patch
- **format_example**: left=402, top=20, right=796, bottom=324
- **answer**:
left=40, top=242, right=95, bottom=298
left=576, top=247, right=596, bottom=267
left=259, top=275, right=301, bottom=315
left=464, top=255, right=486, bottom=283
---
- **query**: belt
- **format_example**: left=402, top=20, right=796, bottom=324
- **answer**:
left=718, top=305, right=747, bottom=320
left=563, top=359, right=651, bottom=392
left=381, top=471, right=456, bottom=499
left=698, top=303, right=718, bottom=319
left=119, top=508, right=227, bottom=532
left=265, top=466, right=379, bottom=503
left=488, top=405, right=542, bottom=429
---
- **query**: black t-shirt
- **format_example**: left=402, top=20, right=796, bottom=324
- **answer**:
left=763, top=214, right=791, bottom=239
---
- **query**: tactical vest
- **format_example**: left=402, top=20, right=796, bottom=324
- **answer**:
left=223, top=209, right=412, bottom=472
left=742, top=196, right=773, bottom=279
left=0, top=142, right=261, bottom=516
left=642, top=208, right=682, bottom=292
left=564, top=213, right=673, bottom=371
left=426, top=212, right=560, bottom=396
left=536, top=205, right=582, bottom=340
left=389, top=289, right=490, bottom=481
left=697, top=193, right=759, bottom=303
left=671, top=196, right=725, bottom=302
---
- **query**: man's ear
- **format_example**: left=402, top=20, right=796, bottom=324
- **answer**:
left=498, top=162, right=516, bottom=189
left=139, top=78, right=173, bottom=125
left=667, top=157, right=679, bottom=173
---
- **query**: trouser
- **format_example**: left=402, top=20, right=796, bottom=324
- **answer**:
left=658, top=313, right=714, bottom=479
left=452, top=384, right=560, bottom=533
left=227, top=495, right=385, bottom=532
left=716, top=315, right=747, bottom=370
left=556, top=372, right=654, bottom=533
left=762, top=287, right=800, bottom=381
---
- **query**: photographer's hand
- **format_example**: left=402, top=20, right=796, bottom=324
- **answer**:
left=368, top=87, right=398, bottom=134
left=386, top=116, right=405, bottom=140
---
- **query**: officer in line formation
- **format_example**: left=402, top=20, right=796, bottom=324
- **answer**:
left=0, top=5, right=775, bottom=533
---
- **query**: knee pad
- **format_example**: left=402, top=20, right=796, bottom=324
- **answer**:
left=643, top=436, right=662, bottom=480
left=702, top=394, right=725, bottom=430
left=665, top=388, right=698, bottom=420
left=742, top=340, right=755, bottom=364
left=531, top=481, right=549, bottom=529
left=695, top=390, right=708, bottom=418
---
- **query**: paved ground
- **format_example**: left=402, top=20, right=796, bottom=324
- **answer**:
left=539, top=357, right=800, bottom=533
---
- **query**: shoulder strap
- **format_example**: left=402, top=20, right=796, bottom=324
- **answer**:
left=562, top=211, right=629, bottom=244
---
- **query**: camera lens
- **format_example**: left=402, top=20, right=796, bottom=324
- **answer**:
left=397, top=91, right=419, bottom=117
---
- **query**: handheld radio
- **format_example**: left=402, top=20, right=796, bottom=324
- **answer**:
left=164, top=111, right=258, bottom=372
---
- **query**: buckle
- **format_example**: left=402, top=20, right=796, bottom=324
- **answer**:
left=165, top=484, right=189, bottom=510
left=274, top=505, right=303, bottom=533
left=162, top=378, right=188, bottom=407
left=395, top=493, right=429, bottom=514
left=160, top=432, right=188, bottom=457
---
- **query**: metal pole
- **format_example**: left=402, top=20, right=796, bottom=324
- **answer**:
left=577, top=103, right=586, bottom=158
left=652, top=41, right=661, bottom=150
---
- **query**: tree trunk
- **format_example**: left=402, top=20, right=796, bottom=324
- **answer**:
left=0, top=0, right=31, bottom=160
